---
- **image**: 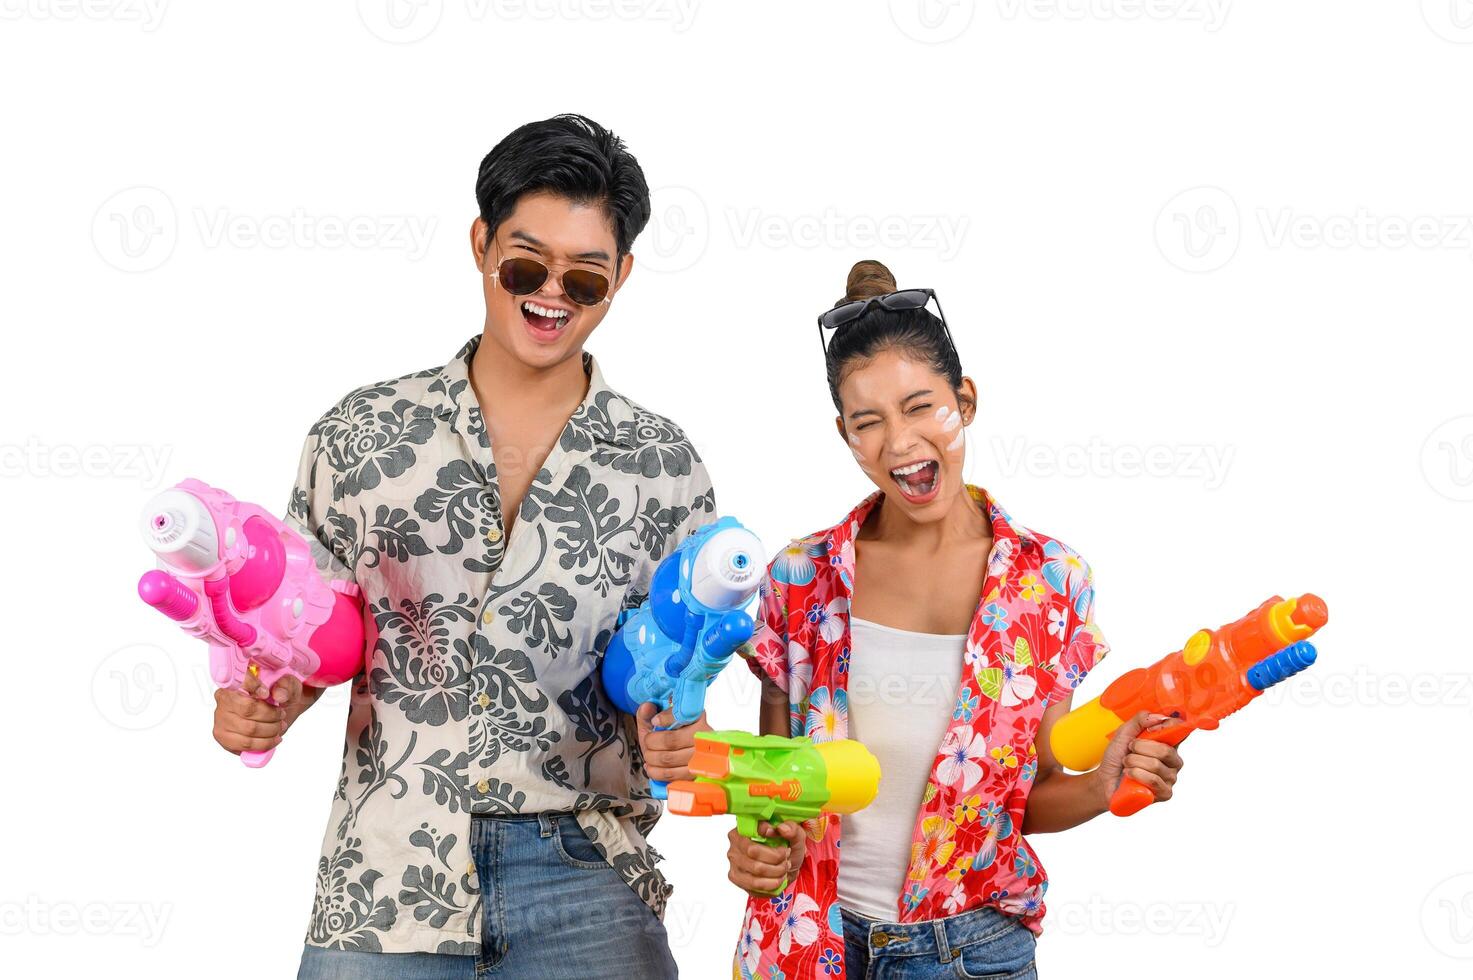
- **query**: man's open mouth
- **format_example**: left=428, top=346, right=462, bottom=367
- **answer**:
left=521, top=300, right=571, bottom=335
left=890, top=459, right=940, bottom=500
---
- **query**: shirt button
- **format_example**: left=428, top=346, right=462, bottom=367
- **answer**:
left=466, top=861, right=477, bottom=877
left=481, top=608, right=495, bottom=626
left=477, top=693, right=490, bottom=709
left=476, top=779, right=490, bottom=794
left=486, top=526, right=503, bottom=544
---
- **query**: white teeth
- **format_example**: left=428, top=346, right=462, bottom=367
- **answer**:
left=523, top=301, right=569, bottom=319
left=889, top=460, right=935, bottom=478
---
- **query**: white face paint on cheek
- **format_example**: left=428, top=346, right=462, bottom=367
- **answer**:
left=846, top=431, right=876, bottom=472
left=936, top=405, right=962, bottom=433
left=947, top=427, right=965, bottom=451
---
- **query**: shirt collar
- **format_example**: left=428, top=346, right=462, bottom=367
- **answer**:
left=419, top=335, right=637, bottom=449
left=822, top=485, right=1030, bottom=585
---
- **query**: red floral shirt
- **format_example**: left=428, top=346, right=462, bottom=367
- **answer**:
left=735, top=487, right=1109, bottom=980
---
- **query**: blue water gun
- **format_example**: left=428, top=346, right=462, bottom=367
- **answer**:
left=602, top=516, right=764, bottom=798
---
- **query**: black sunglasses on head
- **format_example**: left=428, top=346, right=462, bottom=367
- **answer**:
left=816, top=287, right=957, bottom=356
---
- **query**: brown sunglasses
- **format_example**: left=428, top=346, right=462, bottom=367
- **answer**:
left=488, top=256, right=612, bottom=307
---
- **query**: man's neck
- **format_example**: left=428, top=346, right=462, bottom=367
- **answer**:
left=468, top=330, right=590, bottom=425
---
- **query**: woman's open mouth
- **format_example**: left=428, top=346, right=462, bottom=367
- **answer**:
left=521, top=300, right=572, bottom=343
left=890, top=459, right=941, bottom=503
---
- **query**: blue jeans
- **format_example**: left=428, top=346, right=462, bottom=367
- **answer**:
left=298, top=813, right=678, bottom=979
left=841, top=905, right=1037, bottom=979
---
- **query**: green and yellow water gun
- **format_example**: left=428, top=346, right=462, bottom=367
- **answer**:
left=666, top=730, right=882, bottom=848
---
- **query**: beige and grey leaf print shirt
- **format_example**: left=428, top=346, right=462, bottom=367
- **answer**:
left=287, top=335, right=716, bottom=954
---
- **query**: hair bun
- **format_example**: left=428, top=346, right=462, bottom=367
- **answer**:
left=842, top=259, right=897, bottom=304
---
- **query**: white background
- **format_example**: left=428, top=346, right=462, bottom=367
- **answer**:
left=3, top=1, right=1472, bottom=977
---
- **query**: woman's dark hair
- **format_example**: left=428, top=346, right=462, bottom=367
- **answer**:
left=824, top=260, right=967, bottom=413
left=475, top=114, right=652, bottom=259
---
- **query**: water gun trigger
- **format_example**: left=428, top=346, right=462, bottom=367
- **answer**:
left=1136, top=716, right=1197, bottom=745
left=1109, top=715, right=1201, bottom=814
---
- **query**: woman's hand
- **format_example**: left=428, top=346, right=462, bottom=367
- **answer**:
left=635, top=703, right=714, bottom=783
left=211, top=674, right=320, bottom=757
left=726, top=822, right=807, bottom=897
left=1095, top=711, right=1186, bottom=808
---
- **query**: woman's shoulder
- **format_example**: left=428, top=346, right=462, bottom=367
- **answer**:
left=1015, top=521, right=1093, bottom=570
left=762, top=494, right=877, bottom=592
left=984, top=491, right=1094, bottom=571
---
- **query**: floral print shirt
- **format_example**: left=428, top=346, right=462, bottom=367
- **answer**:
left=287, top=335, right=715, bottom=954
left=736, top=487, right=1109, bottom=980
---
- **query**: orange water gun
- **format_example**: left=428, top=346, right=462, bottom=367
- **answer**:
left=1050, top=594, right=1328, bottom=816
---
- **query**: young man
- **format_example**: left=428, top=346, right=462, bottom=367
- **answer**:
left=211, top=115, right=713, bottom=979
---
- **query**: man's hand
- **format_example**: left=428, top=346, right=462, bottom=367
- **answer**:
left=635, top=703, right=714, bottom=783
left=1095, top=711, right=1186, bottom=807
left=211, top=675, right=320, bottom=757
left=726, top=822, right=808, bottom=897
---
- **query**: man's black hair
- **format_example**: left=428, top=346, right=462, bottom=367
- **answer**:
left=475, top=114, right=652, bottom=259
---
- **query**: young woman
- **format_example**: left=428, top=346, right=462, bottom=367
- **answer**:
left=727, top=261, right=1185, bottom=980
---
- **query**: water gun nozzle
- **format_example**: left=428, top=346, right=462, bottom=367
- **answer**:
left=666, top=781, right=728, bottom=817
left=1290, top=593, right=1328, bottom=631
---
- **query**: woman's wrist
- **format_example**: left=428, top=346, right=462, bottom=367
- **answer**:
left=285, top=683, right=325, bottom=728
left=1085, top=768, right=1113, bottom=817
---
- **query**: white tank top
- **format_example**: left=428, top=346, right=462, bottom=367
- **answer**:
left=838, top=617, right=967, bottom=921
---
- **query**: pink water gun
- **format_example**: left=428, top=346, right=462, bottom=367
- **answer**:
left=136, top=478, right=367, bottom=767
